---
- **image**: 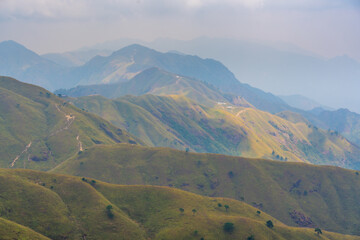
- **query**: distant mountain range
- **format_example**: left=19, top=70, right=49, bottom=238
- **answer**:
left=47, top=37, right=360, bottom=112
left=0, top=40, right=292, bottom=113
left=144, top=37, right=360, bottom=113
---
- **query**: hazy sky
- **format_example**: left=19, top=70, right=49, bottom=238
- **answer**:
left=0, top=0, right=359, bottom=60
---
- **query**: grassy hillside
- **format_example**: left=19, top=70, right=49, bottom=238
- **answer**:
left=0, top=169, right=359, bottom=240
left=0, top=76, right=140, bottom=171
left=0, top=218, right=50, bottom=240
left=53, top=143, right=360, bottom=235
left=71, top=94, right=360, bottom=169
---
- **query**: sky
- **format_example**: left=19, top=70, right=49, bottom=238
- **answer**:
left=0, top=0, right=359, bottom=60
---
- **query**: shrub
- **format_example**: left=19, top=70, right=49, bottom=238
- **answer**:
left=247, top=235, right=255, bottom=240
left=223, top=222, right=234, bottom=233
left=266, top=220, right=274, bottom=228
left=106, top=205, right=114, bottom=219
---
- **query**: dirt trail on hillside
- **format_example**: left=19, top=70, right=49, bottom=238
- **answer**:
left=77, top=135, right=83, bottom=151
left=50, top=104, right=75, bottom=137
left=236, top=109, right=248, bottom=117
left=10, top=141, right=32, bottom=167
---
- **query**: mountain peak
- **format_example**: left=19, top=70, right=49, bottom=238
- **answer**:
left=112, top=44, right=154, bottom=56
left=0, top=40, right=39, bottom=58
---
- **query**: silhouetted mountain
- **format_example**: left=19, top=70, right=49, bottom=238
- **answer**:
left=0, top=40, right=65, bottom=90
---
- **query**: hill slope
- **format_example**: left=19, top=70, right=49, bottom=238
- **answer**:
left=1, top=168, right=359, bottom=240
left=53, top=143, right=360, bottom=235
left=0, top=76, right=140, bottom=171
left=70, top=94, right=360, bottom=169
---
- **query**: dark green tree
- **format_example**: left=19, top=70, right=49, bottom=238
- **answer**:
left=315, top=228, right=322, bottom=235
left=106, top=205, right=114, bottom=219
left=192, top=209, right=197, bottom=215
left=90, top=180, right=96, bottom=186
left=266, top=220, right=274, bottom=229
left=224, top=205, right=229, bottom=212
left=247, top=235, right=255, bottom=240
left=223, top=222, right=234, bottom=233
left=179, top=208, right=184, bottom=214
left=218, top=203, right=222, bottom=207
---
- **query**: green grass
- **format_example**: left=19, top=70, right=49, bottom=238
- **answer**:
left=0, top=168, right=359, bottom=240
left=53, top=143, right=360, bottom=235
left=0, top=217, right=50, bottom=240
left=0, top=76, right=140, bottom=170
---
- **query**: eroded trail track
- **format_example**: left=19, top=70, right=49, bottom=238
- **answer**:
left=77, top=135, right=83, bottom=151
left=50, top=104, right=76, bottom=137
left=10, top=141, right=32, bottom=167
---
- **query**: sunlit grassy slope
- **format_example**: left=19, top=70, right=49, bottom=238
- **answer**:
left=1, top=168, right=359, bottom=240
left=53, top=143, right=360, bottom=235
left=72, top=94, right=360, bottom=169
left=0, top=76, right=140, bottom=171
left=0, top=218, right=50, bottom=240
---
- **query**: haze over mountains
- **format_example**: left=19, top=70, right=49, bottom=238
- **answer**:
left=43, top=37, right=360, bottom=113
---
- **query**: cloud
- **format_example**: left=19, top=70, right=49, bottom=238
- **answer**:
left=0, top=0, right=266, bottom=21
left=0, top=0, right=358, bottom=22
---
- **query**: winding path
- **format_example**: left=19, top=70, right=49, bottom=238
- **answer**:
left=77, top=135, right=83, bottom=151
left=49, top=104, right=76, bottom=137
left=10, top=141, right=32, bottom=167
left=236, top=109, right=248, bottom=117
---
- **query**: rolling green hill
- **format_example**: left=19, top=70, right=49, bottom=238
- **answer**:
left=71, top=94, right=360, bottom=169
left=53, top=143, right=360, bottom=235
left=0, top=168, right=359, bottom=240
left=0, top=218, right=50, bottom=240
left=0, top=76, right=140, bottom=171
